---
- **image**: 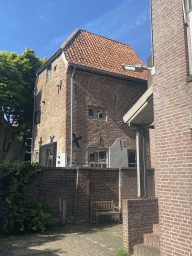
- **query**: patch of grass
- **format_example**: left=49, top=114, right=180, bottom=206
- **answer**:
left=115, top=246, right=130, bottom=256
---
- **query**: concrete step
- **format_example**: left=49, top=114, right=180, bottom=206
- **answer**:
left=153, top=224, right=159, bottom=234
left=133, top=243, right=160, bottom=256
left=144, top=233, right=160, bottom=248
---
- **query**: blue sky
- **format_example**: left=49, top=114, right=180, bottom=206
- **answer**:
left=1, top=0, right=151, bottom=65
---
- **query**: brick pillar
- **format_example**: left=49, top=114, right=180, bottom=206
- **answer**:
left=76, top=167, right=90, bottom=224
left=123, top=198, right=158, bottom=254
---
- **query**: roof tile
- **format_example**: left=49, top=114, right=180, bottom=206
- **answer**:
left=60, top=29, right=147, bottom=80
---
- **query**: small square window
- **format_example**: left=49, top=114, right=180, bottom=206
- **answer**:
left=88, top=107, right=106, bottom=120
left=89, top=149, right=108, bottom=168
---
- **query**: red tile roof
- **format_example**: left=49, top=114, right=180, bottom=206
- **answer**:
left=60, top=29, right=147, bottom=81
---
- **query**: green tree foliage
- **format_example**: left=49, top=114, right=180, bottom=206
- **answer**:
left=0, top=161, right=52, bottom=235
left=0, top=49, right=46, bottom=162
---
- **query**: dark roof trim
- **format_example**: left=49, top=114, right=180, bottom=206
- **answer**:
left=68, top=63, right=147, bottom=85
left=36, top=48, right=62, bottom=75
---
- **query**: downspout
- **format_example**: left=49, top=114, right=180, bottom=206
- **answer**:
left=70, top=66, right=76, bottom=167
left=150, top=0, right=154, bottom=66
left=31, top=74, right=38, bottom=163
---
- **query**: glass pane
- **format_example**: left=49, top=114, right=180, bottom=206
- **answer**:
left=89, top=109, right=95, bottom=117
left=99, top=151, right=106, bottom=161
left=90, top=153, right=95, bottom=162
left=97, top=110, right=104, bottom=119
left=129, top=151, right=136, bottom=167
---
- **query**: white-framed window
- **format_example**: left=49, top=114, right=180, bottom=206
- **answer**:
left=88, top=107, right=106, bottom=120
left=47, top=65, right=52, bottom=81
left=128, top=150, right=137, bottom=167
left=183, top=0, right=192, bottom=74
left=89, top=149, right=108, bottom=167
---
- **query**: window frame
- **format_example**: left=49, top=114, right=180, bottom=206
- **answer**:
left=88, top=107, right=106, bottom=120
left=89, top=149, right=108, bottom=168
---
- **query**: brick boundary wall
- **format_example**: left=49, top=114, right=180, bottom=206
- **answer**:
left=27, top=167, right=155, bottom=224
left=123, top=198, right=159, bottom=254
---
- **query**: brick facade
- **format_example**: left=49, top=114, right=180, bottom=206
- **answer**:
left=27, top=167, right=155, bottom=224
left=151, top=0, right=192, bottom=255
left=123, top=198, right=159, bottom=254
left=33, top=54, right=149, bottom=167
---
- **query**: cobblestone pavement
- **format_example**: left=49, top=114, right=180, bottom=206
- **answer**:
left=0, top=223, right=123, bottom=256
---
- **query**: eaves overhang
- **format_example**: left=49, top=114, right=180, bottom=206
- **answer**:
left=67, top=62, right=147, bottom=85
left=123, top=86, right=154, bottom=125
left=36, top=48, right=63, bottom=75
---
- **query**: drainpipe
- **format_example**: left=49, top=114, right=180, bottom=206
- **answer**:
left=70, top=66, right=76, bottom=167
left=31, top=74, right=38, bottom=163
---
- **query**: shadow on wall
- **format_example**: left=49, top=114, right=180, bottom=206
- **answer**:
left=33, top=89, right=42, bottom=159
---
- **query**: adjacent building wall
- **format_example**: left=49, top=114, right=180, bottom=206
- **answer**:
left=151, top=0, right=192, bottom=255
left=123, top=198, right=159, bottom=254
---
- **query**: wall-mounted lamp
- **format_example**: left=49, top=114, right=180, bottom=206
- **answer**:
left=122, top=64, right=155, bottom=75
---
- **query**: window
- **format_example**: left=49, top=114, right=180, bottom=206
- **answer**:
left=128, top=150, right=137, bottom=167
left=47, top=65, right=52, bottom=81
left=183, top=0, right=192, bottom=74
left=35, top=111, right=40, bottom=124
left=89, top=149, right=108, bottom=167
left=88, top=107, right=106, bottom=120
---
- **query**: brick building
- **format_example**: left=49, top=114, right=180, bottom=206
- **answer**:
left=32, top=29, right=149, bottom=168
left=122, top=0, right=192, bottom=255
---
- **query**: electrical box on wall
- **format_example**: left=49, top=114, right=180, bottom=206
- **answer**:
left=56, top=153, right=67, bottom=167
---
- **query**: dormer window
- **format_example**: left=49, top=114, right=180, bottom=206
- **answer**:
left=47, top=65, right=52, bottom=82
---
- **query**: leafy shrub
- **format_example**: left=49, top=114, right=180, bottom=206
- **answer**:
left=0, top=161, right=52, bottom=235
left=115, top=246, right=130, bottom=256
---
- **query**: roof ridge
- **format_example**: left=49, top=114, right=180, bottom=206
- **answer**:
left=76, top=29, right=132, bottom=49
left=60, top=28, right=82, bottom=49
left=60, top=28, right=133, bottom=50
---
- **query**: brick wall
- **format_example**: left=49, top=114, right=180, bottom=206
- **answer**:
left=123, top=198, right=159, bottom=254
left=34, top=57, right=149, bottom=167
left=33, top=54, right=68, bottom=157
left=27, top=167, right=155, bottom=223
left=151, top=0, right=192, bottom=255
left=67, top=68, right=148, bottom=166
left=28, top=168, right=77, bottom=222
